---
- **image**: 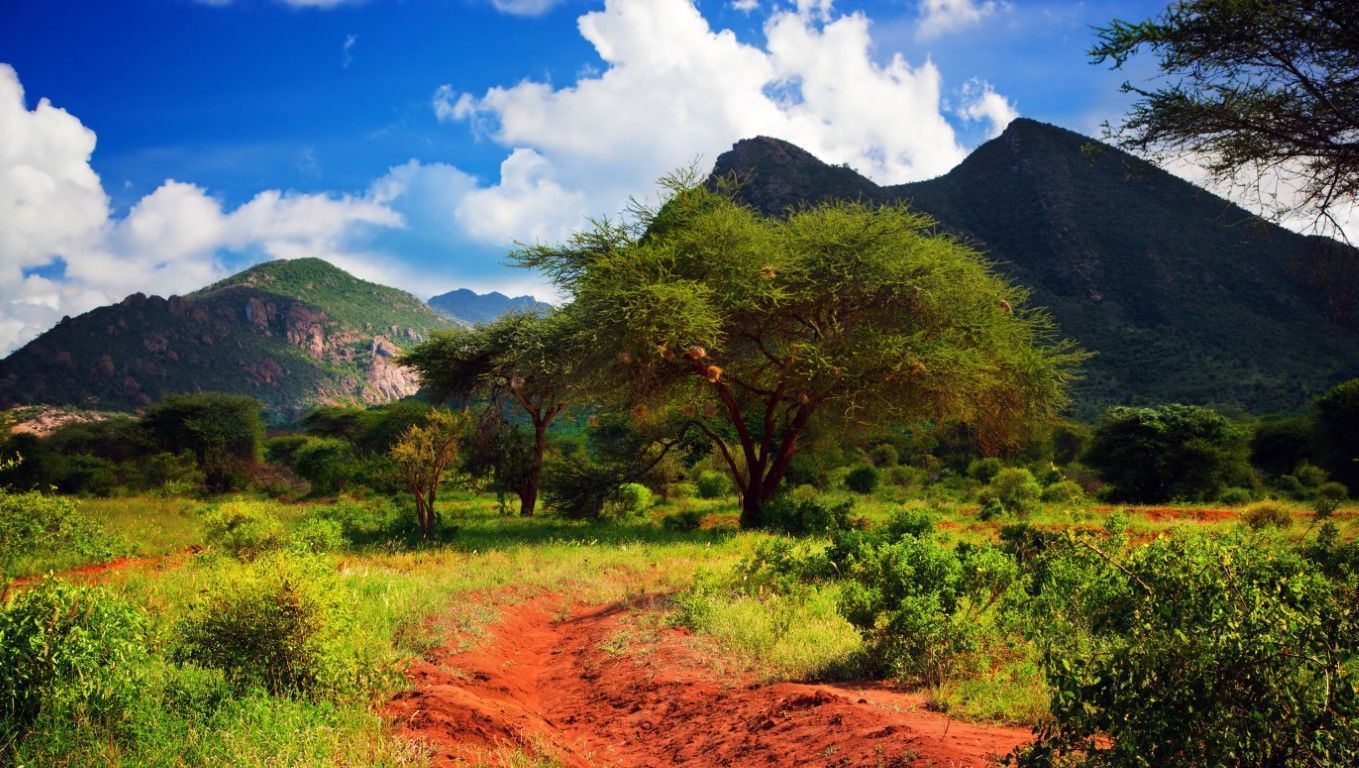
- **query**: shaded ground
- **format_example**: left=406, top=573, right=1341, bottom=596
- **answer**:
left=387, top=595, right=1031, bottom=767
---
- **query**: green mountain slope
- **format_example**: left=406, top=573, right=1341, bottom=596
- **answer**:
left=711, top=120, right=1359, bottom=417
left=0, top=258, right=454, bottom=423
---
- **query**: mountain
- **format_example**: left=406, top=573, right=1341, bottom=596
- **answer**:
left=0, top=258, right=454, bottom=423
left=427, top=288, right=553, bottom=326
left=711, top=120, right=1359, bottom=417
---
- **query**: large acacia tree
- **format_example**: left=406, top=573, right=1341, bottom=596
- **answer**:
left=516, top=177, right=1083, bottom=527
left=402, top=311, right=576, bottom=516
left=1091, top=0, right=1359, bottom=231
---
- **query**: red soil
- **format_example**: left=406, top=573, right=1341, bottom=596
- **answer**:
left=387, top=596, right=1031, bottom=767
left=9, top=547, right=200, bottom=590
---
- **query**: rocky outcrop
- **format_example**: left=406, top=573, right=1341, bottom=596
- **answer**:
left=363, top=335, right=421, bottom=402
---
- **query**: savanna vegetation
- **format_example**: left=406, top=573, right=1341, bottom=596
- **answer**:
left=3, top=177, right=1358, bottom=767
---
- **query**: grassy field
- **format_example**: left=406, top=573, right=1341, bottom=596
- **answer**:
left=4, top=487, right=1355, bottom=767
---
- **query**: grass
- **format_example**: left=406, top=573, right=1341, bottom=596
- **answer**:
left=6, top=483, right=1357, bottom=766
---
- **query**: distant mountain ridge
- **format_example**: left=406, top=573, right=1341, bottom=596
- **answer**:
left=0, top=258, right=455, bottom=423
left=711, top=119, right=1359, bottom=416
left=427, top=288, right=552, bottom=326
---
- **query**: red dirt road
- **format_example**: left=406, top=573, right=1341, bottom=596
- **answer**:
left=387, top=596, right=1031, bottom=767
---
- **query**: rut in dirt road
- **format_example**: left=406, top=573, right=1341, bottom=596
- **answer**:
left=386, top=595, right=1031, bottom=767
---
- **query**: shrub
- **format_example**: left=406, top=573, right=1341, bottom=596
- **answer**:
left=605, top=482, right=654, bottom=519
left=291, top=437, right=356, bottom=496
left=1295, top=461, right=1329, bottom=489
left=868, top=444, right=899, bottom=467
left=1217, top=486, right=1254, bottom=506
left=1241, top=500, right=1293, bottom=531
left=1086, top=404, right=1253, bottom=503
left=0, top=490, right=109, bottom=580
left=174, top=554, right=364, bottom=698
left=978, top=467, right=1042, bottom=517
left=1018, top=534, right=1359, bottom=768
left=1314, top=378, right=1359, bottom=493
left=967, top=457, right=1005, bottom=484
left=0, top=580, right=147, bottom=738
left=289, top=516, right=345, bottom=554
left=884, top=507, right=936, bottom=539
left=1040, top=479, right=1085, bottom=505
left=202, top=500, right=284, bottom=561
left=884, top=465, right=923, bottom=489
left=1274, top=473, right=1308, bottom=499
left=542, top=458, right=625, bottom=520
left=978, top=497, right=1005, bottom=521
left=844, top=465, right=880, bottom=494
left=141, top=392, right=265, bottom=493
left=696, top=470, right=731, bottom=499
left=309, top=497, right=410, bottom=544
left=661, top=509, right=705, bottom=531
left=764, top=493, right=852, bottom=537
left=1313, top=481, right=1349, bottom=520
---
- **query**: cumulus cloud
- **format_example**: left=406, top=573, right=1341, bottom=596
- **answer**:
left=916, top=0, right=997, bottom=40
left=489, top=0, right=566, bottom=17
left=436, top=0, right=1000, bottom=243
left=0, top=64, right=405, bottom=354
left=957, top=79, right=1017, bottom=138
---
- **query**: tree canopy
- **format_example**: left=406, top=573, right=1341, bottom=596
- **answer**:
left=140, top=392, right=264, bottom=492
left=402, top=311, right=578, bottom=515
left=515, top=176, right=1083, bottom=526
left=1091, top=0, right=1359, bottom=231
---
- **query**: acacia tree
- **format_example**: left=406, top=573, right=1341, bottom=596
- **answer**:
left=390, top=409, right=467, bottom=540
left=1091, top=0, right=1359, bottom=231
left=515, top=176, right=1083, bottom=527
left=402, top=312, right=575, bottom=516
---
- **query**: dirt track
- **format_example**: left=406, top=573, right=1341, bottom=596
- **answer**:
left=387, top=596, right=1031, bottom=767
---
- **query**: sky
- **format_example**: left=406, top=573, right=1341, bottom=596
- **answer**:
left=0, top=0, right=1169, bottom=355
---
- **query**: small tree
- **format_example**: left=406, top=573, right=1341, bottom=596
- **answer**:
left=515, top=175, right=1083, bottom=527
left=1313, top=378, right=1359, bottom=493
left=141, top=393, right=264, bottom=492
left=403, top=312, right=575, bottom=516
left=390, top=409, right=467, bottom=540
left=1087, top=404, right=1253, bottom=503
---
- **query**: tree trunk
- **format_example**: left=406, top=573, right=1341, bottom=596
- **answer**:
left=739, top=481, right=765, bottom=529
left=521, top=418, right=549, bottom=516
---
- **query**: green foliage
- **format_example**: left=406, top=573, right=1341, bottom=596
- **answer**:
left=142, top=393, right=265, bottom=492
left=762, top=493, right=853, bottom=537
left=883, top=464, right=924, bottom=489
left=695, top=470, right=731, bottom=500
left=391, top=409, right=468, bottom=539
left=1040, top=479, right=1085, bottom=505
left=1251, top=415, right=1314, bottom=478
left=288, top=517, right=345, bottom=555
left=605, top=482, right=654, bottom=519
left=844, top=464, right=880, bottom=494
left=979, top=467, right=1042, bottom=517
left=661, top=509, right=705, bottom=532
left=1314, top=379, right=1359, bottom=493
left=1313, top=482, right=1349, bottom=520
left=1, top=580, right=147, bottom=741
left=868, top=444, right=899, bottom=467
left=0, top=491, right=109, bottom=581
left=174, top=554, right=367, bottom=699
left=1019, top=533, right=1359, bottom=767
left=1216, top=486, right=1254, bottom=506
left=1086, top=404, right=1253, bottom=503
left=290, top=437, right=356, bottom=496
left=307, top=497, right=411, bottom=546
left=967, top=457, right=1005, bottom=484
left=1241, top=500, right=1293, bottom=531
left=202, top=500, right=284, bottom=561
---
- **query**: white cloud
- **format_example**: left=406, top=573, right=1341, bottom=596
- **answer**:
left=0, top=64, right=406, bottom=355
left=436, top=0, right=997, bottom=243
left=490, top=0, right=565, bottom=17
left=342, top=34, right=357, bottom=67
left=916, top=0, right=997, bottom=40
left=957, top=79, right=1017, bottom=138
left=730, top=0, right=759, bottom=11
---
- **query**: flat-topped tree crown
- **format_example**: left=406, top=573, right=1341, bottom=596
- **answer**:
left=516, top=174, right=1084, bottom=527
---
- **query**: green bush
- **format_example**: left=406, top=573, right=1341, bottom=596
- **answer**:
left=967, top=457, right=1005, bottom=484
left=202, top=500, right=284, bottom=561
left=883, top=465, right=923, bottom=489
left=288, top=517, right=345, bottom=554
left=1086, top=404, right=1253, bottom=503
left=174, top=554, right=365, bottom=698
left=764, top=493, right=852, bottom=537
left=0, top=580, right=147, bottom=739
left=1242, top=500, right=1293, bottom=531
left=696, top=470, right=731, bottom=499
left=290, top=438, right=356, bottom=496
left=1274, top=473, right=1308, bottom=500
left=1018, top=534, right=1359, bottom=768
left=1295, top=461, right=1328, bottom=489
left=1314, top=378, right=1359, bottom=493
left=661, top=509, right=705, bottom=531
left=978, top=467, right=1042, bottom=517
left=0, top=490, right=110, bottom=580
left=884, top=507, right=936, bottom=539
left=1313, top=482, right=1348, bottom=520
left=844, top=465, right=880, bottom=494
left=1040, top=479, right=1085, bottom=505
left=1217, top=486, right=1254, bottom=506
left=308, top=497, right=410, bottom=545
left=868, top=444, right=899, bottom=467
left=605, top=482, right=654, bottom=519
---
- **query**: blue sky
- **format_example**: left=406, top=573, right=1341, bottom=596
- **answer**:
left=0, top=0, right=1165, bottom=353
